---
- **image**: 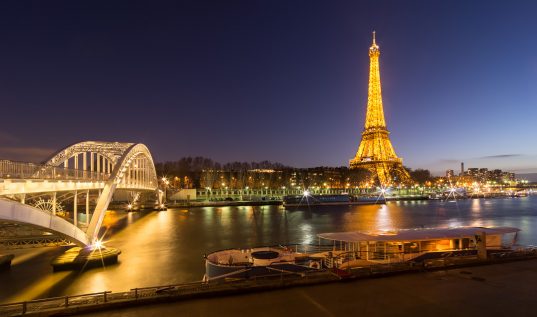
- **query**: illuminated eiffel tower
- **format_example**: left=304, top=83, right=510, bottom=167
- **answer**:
left=350, top=32, right=410, bottom=185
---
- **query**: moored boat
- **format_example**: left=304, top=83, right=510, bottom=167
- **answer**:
left=203, top=226, right=519, bottom=281
left=282, top=194, right=379, bottom=207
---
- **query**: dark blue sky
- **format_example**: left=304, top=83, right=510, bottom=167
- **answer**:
left=1, top=1, right=536, bottom=175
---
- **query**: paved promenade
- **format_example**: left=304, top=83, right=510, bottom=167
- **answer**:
left=83, top=259, right=537, bottom=317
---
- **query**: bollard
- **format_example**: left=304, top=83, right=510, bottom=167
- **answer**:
left=22, top=302, right=27, bottom=314
left=103, top=292, right=107, bottom=303
left=64, top=296, right=69, bottom=307
left=134, top=288, right=138, bottom=299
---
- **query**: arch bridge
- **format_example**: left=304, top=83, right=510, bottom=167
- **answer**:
left=0, top=141, right=159, bottom=247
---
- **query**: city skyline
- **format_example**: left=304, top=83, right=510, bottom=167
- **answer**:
left=1, top=1, right=536, bottom=176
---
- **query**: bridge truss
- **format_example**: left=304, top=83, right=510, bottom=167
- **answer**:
left=0, top=141, right=158, bottom=247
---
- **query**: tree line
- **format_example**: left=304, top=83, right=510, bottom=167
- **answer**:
left=155, top=157, right=434, bottom=189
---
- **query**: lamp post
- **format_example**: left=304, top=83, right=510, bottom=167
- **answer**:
left=161, top=177, right=170, bottom=205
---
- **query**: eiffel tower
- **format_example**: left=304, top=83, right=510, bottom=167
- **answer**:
left=350, top=32, right=410, bottom=185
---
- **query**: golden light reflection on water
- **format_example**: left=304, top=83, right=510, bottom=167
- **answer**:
left=86, top=272, right=108, bottom=294
left=73, top=211, right=175, bottom=293
left=447, top=218, right=463, bottom=228
left=101, top=210, right=120, bottom=228
left=300, top=223, right=313, bottom=244
left=5, top=197, right=537, bottom=302
left=376, top=204, right=392, bottom=230
left=10, top=248, right=50, bottom=266
left=341, top=203, right=405, bottom=232
left=5, top=272, right=72, bottom=303
left=127, top=212, right=134, bottom=225
left=472, top=199, right=481, bottom=213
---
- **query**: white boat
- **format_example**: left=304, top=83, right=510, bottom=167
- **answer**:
left=203, top=226, right=519, bottom=281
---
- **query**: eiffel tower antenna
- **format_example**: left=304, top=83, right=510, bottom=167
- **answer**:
left=349, top=32, right=410, bottom=186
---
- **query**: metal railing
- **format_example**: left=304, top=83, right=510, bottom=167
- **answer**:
left=0, top=160, right=109, bottom=181
left=0, top=291, right=111, bottom=316
left=0, top=235, right=74, bottom=249
left=0, top=273, right=333, bottom=316
left=2, top=248, right=537, bottom=316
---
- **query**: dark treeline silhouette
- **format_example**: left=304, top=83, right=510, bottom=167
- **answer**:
left=155, top=157, right=291, bottom=175
left=406, top=168, right=434, bottom=184
left=156, top=157, right=433, bottom=189
left=155, top=157, right=293, bottom=189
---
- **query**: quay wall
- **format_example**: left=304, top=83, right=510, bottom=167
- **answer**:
left=2, top=249, right=537, bottom=317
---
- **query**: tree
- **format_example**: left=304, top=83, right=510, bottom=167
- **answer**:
left=409, top=169, right=433, bottom=185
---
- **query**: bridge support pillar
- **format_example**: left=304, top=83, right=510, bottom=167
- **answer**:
left=73, top=190, right=78, bottom=227
left=83, top=152, right=87, bottom=176
left=86, top=190, right=90, bottom=225
left=52, top=192, right=57, bottom=216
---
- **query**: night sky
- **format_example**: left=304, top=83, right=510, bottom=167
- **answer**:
left=1, top=1, right=536, bottom=175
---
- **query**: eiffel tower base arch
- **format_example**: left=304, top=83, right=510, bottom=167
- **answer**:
left=350, top=161, right=411, bottom=186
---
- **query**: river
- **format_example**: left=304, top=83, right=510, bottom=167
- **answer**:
left=1, top=195, right=536, bottom=303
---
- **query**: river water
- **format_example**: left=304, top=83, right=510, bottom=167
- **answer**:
left=1, top=196, right=536, bottom=302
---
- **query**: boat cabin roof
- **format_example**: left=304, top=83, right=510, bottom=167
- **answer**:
left=317, top=227, right=520, bottom=243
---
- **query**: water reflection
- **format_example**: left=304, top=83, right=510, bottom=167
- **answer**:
left=300, top=223, right=313, bottom=244
left=1, top=196, right=537, bottom=302
left=376, top=204, right=389, bottom=229
left=471, top=199, right=481, bottom=213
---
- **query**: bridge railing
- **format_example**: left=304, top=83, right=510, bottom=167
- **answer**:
left=0, top=160, right=109, bottom=182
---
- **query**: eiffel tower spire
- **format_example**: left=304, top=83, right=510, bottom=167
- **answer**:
left=364, top=30, right=385, bottom=130
left=350, top=32, right=410, bottom=185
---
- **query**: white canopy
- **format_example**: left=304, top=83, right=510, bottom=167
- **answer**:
left=317, top=227, right=520, bottom=243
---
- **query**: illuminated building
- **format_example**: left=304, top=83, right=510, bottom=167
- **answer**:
left=349, top=32, right=410, bottom=185
left=461, top=167, right=516, bottom=184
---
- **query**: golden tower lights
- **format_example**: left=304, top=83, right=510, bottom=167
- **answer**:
left=349, top=32, right=411, bottom=186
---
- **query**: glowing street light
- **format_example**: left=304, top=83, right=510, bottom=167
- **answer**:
left=92, top=238, right=104, bottom=251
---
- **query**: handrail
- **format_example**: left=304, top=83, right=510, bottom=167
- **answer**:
left=0, top=159, right=109, bottom=181
left=205, top=243, right=335, bottom=255
left=0, top=291, right=112, bottom=315
left=0, top=291, right=112, bottom=307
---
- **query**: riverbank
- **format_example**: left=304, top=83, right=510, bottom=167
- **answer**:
left=82, top=257, right=537, bottom=317
left=167, top=196, right=430, bottom=208
left=166, top=200, right=282, bottom=208
left=165, top=194, right=526, bottom=209
left=2, top=251, right=536, bottom=316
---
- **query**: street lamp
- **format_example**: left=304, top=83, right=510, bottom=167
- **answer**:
left=161, top=177, right=169, bottom=204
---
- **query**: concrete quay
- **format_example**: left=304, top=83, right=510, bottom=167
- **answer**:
left=2, top=252, right=537, bottom=316
left=84, top=258, right=537, bottom=317
left=166, top=200, right=282, bottom=208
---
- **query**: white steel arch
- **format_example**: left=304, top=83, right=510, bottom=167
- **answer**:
left=0, top=198, right=89, bottom=246
left=0, top=141, right=158, bottom=246
left=86, top=143, right=157, bottom=242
